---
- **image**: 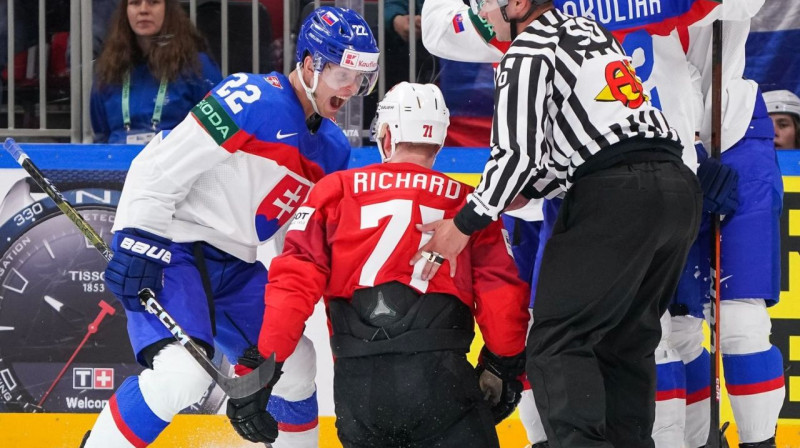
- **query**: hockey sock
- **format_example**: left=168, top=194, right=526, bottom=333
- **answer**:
left=723, top=346, right=784, bottom=443
left=653, top=353, right=686, bottom=447
left=83, top=376, right=169, bottom=448
left=268, top=390, right=320, bottom=448
left=720, top=299, right=785, bottom=443
left=683, top=348, right=711, bottom=448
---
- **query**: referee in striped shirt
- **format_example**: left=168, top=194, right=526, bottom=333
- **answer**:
left=414, top=0, right=703, bottom=446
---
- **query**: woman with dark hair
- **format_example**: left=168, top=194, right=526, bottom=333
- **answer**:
left=91, top=0, right=221, bottom=144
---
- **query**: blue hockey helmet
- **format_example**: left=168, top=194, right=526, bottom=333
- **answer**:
left=295, top=7, right=379, bottom=96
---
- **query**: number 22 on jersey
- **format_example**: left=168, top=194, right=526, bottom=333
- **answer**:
left=215, top=73, right=262, bottom=114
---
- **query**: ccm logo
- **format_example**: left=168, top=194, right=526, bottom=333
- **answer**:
left=120, top=238, right=172, bottom=263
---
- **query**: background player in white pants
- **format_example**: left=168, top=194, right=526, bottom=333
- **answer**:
left=675, top=1, right=785, bottom=446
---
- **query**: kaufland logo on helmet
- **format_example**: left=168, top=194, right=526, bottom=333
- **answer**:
left=341, top=49, right=378, bottom=71
left=321, top=11, right=339, bottom=26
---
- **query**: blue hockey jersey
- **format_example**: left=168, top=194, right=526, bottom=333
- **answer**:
left=113, top=72, right=352, bottom=262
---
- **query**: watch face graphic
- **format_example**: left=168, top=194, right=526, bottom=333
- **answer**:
left=0, top=188, right=142, bottom=412
left=0, top=186, right=227, bottom=414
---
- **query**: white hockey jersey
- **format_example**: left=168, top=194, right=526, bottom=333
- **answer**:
left=421, top=0, right=723, bottom=170
left=113, top=72, right=351, bottom=262
left=687, top=0, right=766, bottom=152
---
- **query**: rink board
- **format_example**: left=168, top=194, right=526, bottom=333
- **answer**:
left=0, top=145, right=798, bottom=447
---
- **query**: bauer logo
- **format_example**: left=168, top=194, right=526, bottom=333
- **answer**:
left=73, top=368, right=114, bottom=390
left=288, top=206, right=315, bottom=232
left=120, top=237, right=171, bottom=263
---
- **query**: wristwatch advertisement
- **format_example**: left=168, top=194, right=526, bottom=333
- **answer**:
left=0, top=145, right=226, bottom=414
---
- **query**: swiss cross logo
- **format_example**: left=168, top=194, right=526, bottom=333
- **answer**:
left=94, top=368, right=114, bottom=389
left=73, top=368, right=115, bottom=390
left=342, top=50, right=358, bottom=69
left=255, top=175, right=311, bottom=241
left=321, top=11, right=338, bottom=26
left=265, top=75, right=283, bottom=89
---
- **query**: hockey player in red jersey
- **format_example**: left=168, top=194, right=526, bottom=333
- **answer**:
left=229, top=82, right=530, bottom=447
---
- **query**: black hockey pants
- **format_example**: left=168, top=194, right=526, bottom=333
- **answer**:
left=328, top=282, right=500, bottom=448
left=527, top=158, right=702, bottom=448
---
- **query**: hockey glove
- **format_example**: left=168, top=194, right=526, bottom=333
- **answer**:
left=227, top=346, right=283, bottom=444
left=104, top=228, right=172, bottom=312
left=695, top=142, right=739, bottom=215
left=476, top=346, right=525, bottom=424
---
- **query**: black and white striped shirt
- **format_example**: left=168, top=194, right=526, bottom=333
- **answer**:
left=454, top=8, right=681, bottom=235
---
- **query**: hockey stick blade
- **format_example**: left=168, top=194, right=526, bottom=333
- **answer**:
left=2, top=137, right=276, bottom=398
left=139, top=289, right=275, bottom=399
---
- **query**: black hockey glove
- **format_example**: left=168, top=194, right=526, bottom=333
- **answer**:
left=226, top=346, right=283, bottom=444
left=695, top=142, right=739, bottom=215
left=476, top=346, right=525, bottom=424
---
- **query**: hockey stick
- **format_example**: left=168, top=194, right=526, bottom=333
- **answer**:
left=2, top=138, right=275, bottom=399
left=707, top=16, right=730, bottom=448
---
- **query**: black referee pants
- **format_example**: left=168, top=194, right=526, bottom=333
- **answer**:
left=527, top=160, right=702, bottom=448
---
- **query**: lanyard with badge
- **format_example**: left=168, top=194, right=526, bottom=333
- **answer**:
left=122, top=71, right=167, bottom=144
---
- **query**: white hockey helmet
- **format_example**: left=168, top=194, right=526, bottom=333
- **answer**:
left=373, top=82, right=450, bottom=162
left=764, top=89, right=800, bottom=119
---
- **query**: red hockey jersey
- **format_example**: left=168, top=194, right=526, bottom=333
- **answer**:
left=259, top=162, right=530, bottom=362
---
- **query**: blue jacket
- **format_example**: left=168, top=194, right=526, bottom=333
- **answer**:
left=90, top=52, right=222, bottom=143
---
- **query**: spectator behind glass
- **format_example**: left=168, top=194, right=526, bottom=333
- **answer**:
left=385, top=0, right=436, bottom=87
left=764, top=89, right=800, bottom=149
left=91, top=0, right=222, bottom=144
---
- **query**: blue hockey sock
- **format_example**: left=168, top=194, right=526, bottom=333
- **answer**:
left=109, top=376, right=170, bottom=446
left=268, top=390, right=319, bottom=433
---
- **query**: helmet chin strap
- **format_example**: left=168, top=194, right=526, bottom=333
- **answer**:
left=500, top=1, right=539, bottom=40
left=296, top=62, right=322, bottom=116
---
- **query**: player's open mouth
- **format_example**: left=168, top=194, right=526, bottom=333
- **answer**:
left=331, top=96, right=346, bottom=110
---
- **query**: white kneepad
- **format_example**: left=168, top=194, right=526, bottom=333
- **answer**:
left=272, top=335, right=317, bottom=401
left=656, top=311, right=681, bottom=365
left=138, top=342, right=213, bottom=421
left=719, top=299, right=773, bottom=355
left=670, top=315, right=706, bottom=363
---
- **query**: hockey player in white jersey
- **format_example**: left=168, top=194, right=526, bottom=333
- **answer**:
left=80, top=7, right=379, bottom=448
left=680, top=1, right=785, bottom=446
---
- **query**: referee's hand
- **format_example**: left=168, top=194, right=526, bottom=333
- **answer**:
left=411, top=219, right=470, bottom=280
